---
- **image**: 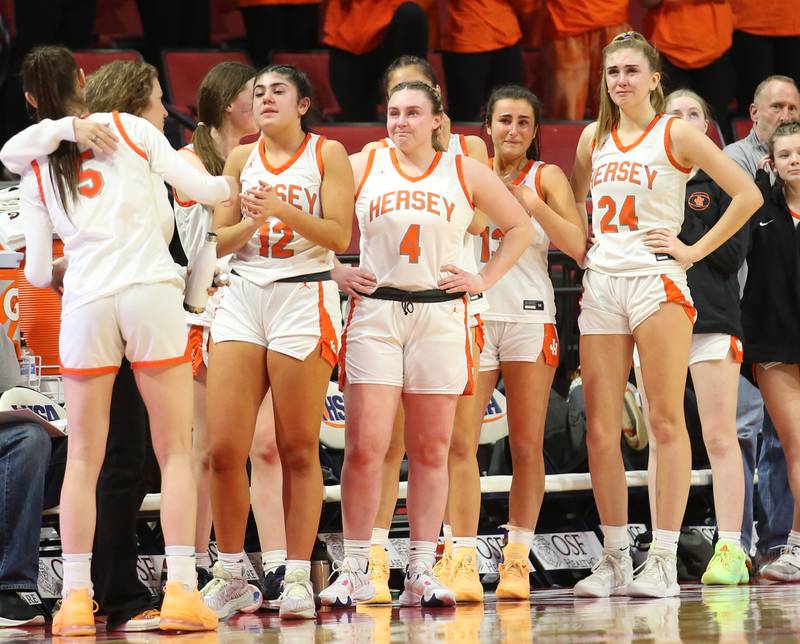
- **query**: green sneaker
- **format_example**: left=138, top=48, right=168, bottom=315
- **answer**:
left=701, top=540, right=749, bottom=585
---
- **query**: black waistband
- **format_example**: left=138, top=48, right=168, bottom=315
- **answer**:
left=231, top=269, right=331, bottom=283
left=365, top=287, right=464, bottom=303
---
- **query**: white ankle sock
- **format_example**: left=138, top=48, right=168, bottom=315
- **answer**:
left=652, top=529, right=680, bottom=556
left=371, top=528, right=390, bottom=550
left=717, top=531, right=740, bottom=547
left=788, top=531, right=800, bottom=548
left=442, top=524, right=453, bottom=546
left=507, top=527, right=535, bottom=551
left=166, top=545, right=197, bottom=589
left=343, top=539, right=371, bottom=572
left=285, top=560, right=310, bottom=576
left=196, top=551, right=212, bottom=569
left=218, top=551, right=246, bottom=578
left=62, top=553, right=93, bottom=597
left=262, top=549, right=287, bottom=575
left=601, top=525, right=629, bottom=554
left=408, top=541, right=437, bottom=570
left=452, top=536, right=477, bottom=551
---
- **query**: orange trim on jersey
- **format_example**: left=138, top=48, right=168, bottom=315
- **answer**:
left=533, top=162, right=546, bottom=200
left=664, top=117, right=692, bottom=174
left=455, top=155, right=475, bottom=209
left=112, top=111, right=148, bottom=160
left=188, top=324, right=206, bottom=376
left=259, top=132, right=311, bottom=175
left=379, top=138, right=390, bottom=148
left=337, top=298, right=357, bottom=389
left=512, top=159, right=535, bottom=187
left=355, top=149, right=376, bottom=200
left=31, top=160, right=46, bottom=206
left=611, top=114, right=662, bottom=153
left=542, top=323, right=560, bottom=367
left=60, top=364, right=119, bottom=376
left=473, top=314, right=485, bottom=353
left=730, top=335, right=744, bottom=364
left=131, top=353, right=192, bottom=370
left=660, top=274, right=697, bottom=324
left=790, top=208, right=800, bottom=221
left=173, top=188, right=197, bottom=208
left=458, top=133, right=469, bottom=157
left=462, top=295, right=474, bottom=396
left=315, top=135, right=326, bottom=178
left=316, top=282, right=339, bottom=368
left=389, top=148, right=442, bottom=183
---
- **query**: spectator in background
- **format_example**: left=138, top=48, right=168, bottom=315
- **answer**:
left=641, top=0, right=736, bottom=143
left=238, top=0, right=321, bottom=69
left=323, top=0, right=430, bottom=121
left=135, top=0, right=210, bottom=73
left=729, top=0, right=800, bottom=117
left=438, top=0, right=530, bottom=122
left=541, top=0, right=629, bottom=120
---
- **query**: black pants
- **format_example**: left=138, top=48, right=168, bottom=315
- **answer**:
left=328, top=1, right=428, bottom=122
left=661, top=51, right=735, bottom=144
left=91, top=359, right=159, bottom=630
left=442, top=43, right=524, bottom=122
left=135, top=0, right=210, bottom=70
left=732, top=31, right=800, bottom=116
left=241, top=4, right=320, bottom=69
left=2, top=0, right=96, bottom=146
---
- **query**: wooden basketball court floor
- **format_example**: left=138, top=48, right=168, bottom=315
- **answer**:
left=6, top=582, right=800, bottom=643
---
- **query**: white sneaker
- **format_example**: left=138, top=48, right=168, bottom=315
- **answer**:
left=318, top=558, right=374, bottom=607
left=627, top=551, right=680, bottom=598
left=200, top=560, right=263, bottom=618
left=399, top=563, right=456, bottom=607
left=760, top=545, right=800, bottom=582
left=278, top=569, right=316, bottom=620
left=574, top=552, right=633, bottom=598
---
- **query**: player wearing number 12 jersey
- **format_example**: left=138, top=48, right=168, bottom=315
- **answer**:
left=570, top=32, right=761, bottom=600
left=206, top=65, right=354, bottom=621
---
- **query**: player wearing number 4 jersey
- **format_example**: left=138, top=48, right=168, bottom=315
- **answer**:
left=207, top=64, right=354, bottom=621
left=569, top=32, right=761, bottom=600
left=320, top=80, right=533, bottom=610
left=475, top=85, right=586, bottom=601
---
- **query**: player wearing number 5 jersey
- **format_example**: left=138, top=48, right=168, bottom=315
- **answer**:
left=17, top=46, right=234, bottom=636
left=569, top=32, right=761, bottom=599
left=206, top=65, right=354, bottom=621
left=319, top=80, right=533, bottom=609
left=474, top=85, right=586, bottom=601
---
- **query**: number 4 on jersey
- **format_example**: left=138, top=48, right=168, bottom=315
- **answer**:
left=400, top=223, right=421, bottom=263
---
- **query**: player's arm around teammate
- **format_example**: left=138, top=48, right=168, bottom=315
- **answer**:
left=569, top=32, right=760, bottom=599
left=204, top=65, right=353, bottom=620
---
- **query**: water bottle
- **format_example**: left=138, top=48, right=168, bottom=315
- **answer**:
left=184, top=232, right=218, bottom=314
left=19, top=337, right=35, bottom=384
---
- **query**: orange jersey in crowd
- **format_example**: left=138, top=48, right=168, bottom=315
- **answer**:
left=237, top=0, right=320, bottom=6
left=545, top=0, right=629, bottom=39
left=644, top=1, right=734, bottom=70
left=729, top=0, right=800, bottom=37
left=439, top=0, right=521, bottom=52
left=323, top=0, right=433, bottom=54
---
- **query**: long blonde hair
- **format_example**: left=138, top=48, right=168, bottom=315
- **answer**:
left=594, top=31, right=665, bottom=148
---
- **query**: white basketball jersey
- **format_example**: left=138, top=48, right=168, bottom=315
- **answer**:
left=230, top=132, right=332, bottom=286
left=587, top=115, right=691, bottom=275
left=174, top=144, right=231, bottom=326
left=355, top=148, right=474, bottom=290
left=475, top=159, right=555, bottom=323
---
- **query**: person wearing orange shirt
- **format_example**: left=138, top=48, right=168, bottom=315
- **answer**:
left=730, top=0, right=800, bottom=118
left=642, top=0, right=735, bottom=143
left=438, top=0, right=530, bottom=122
left=237, top=0, right=322, bottom=69
left=323, top=1, right=430, bottom=121
left=542, top=0, right=630, bottom=120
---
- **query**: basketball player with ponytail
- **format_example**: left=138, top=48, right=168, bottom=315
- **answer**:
left=570, top=32, right=761, bottom=598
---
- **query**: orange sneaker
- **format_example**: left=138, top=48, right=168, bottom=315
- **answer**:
left=432, top=541, right=453, bottom=587
left=52, top=588, right=97, bottom=636
left=496, top=543, right=531, bottom=601
left=159, top=582, right=218, bottom=632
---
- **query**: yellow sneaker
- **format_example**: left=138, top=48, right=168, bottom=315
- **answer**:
left=432, top=541, right=453, bottom=587
left=52, top=588, right=97, bottom=636
left=496, top=601, right=532, bottom=643
left=364, top=545, right=392, bottom=604
left=159, top=581, right=218, bottom=632
left=449, top=547, right=484, bottom=602
left=496, top=543, right=531, bottom=601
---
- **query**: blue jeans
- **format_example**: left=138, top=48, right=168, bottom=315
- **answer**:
left=0, top=422, right=50, bottom=591
left=737, top=376, right=761, bottom=553
left=757, top=410, right=794, bottom=553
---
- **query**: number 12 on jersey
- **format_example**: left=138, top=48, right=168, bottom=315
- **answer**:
left=259, top=221, right=295, bottom=258
left=597, top=195, right=638, bottom=233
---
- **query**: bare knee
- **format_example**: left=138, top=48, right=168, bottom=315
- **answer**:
left=279, top=438, right=319, bottom=473
left=647, top=412, right=685, bottom=445
left=586, top=423, right=621, bottom=454
left=508, top=435, right=544, bottom=470
left=408, top=440, right=449, bottom=470
left=209, top=441, right=249, bottom=475
left=703, top=426, right=736, bottom=460
left=448, top=431, right=477, bottom=464
left=251, top=441, right=281, bottom=468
